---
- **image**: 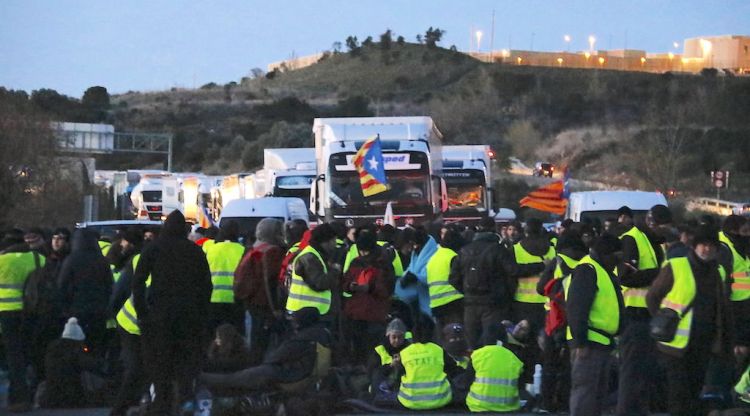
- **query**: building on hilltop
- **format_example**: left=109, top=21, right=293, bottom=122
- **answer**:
left=267, top=35, right=749, bottom=75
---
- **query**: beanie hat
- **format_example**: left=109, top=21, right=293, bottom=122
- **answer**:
left=62, top=317, right=86, bottom=341
left=650, top=204, right=672, bottom=225
left=386, top=318, right=407, bottom=335
left=692, top=225, right=720, bottom=247
left=617, top=206, right=633, bottom=219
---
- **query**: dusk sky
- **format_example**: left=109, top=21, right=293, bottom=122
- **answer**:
left=1, top=0, right=747, bottom=97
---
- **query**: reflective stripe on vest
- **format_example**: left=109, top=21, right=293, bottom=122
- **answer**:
left=513, top=243, right=555, bottom=304
left=0, top=252, right=43, bottom=312
left=619, top=227, right=658, bottom=308
left=659, top=257, right=696, bottom=351
left=719, top=232, right=750, bottom=301
left=375, top=345, right=392, bottom=365
left=564, top=255, right=620, bottom=346
left=115, top=254, right=152, bottom=336
left=206, top=241, right=245, bottom=303
left=397, top=342, right=452, bottom=410
left=286, top=246, right=331, bottom=315
left=466, top=345, right=522, bottom=413
left=426, top=246, right=463, bottom=309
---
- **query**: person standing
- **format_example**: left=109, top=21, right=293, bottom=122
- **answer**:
left=450, top=217, right=514, bottom=348
left=286, top=224, right=339, bottom=316
left=616, top=205, right=666, bottom=415
left=233, top=218, right=285, bottom=363
left=565, top=234, right=624, bottom=416
left=0, top=233, right=45, bottom=412
left=204, top=220, right=246, bottom=334
left=647, top=225, right=734, bottom=416
left=426, top=226, right=464, bottom=329
left=132, top=211, right=212, bottom=415
left=57, top=229, right=113, bottom=356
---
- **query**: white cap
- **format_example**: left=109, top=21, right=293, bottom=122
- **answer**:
left=62, top=317, right=86, bottom=341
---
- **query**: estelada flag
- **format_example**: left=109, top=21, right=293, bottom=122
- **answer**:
left=353, top=136, right=389, bottom=197
left=519, top=169, right=570, bottom=215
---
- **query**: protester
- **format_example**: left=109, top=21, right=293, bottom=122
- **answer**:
left=368, top=318, right=411, bottom=401
left=286, top=223, right=340, bottom=316
left=204, top=324, right=253, bottom=373
left=427, top=226, right=465, bottom=330
left=131, top=210, right=212, bottom=415
left=205, top=220, right=246, bottom=334
left=647, top=225, right=734, bottom=416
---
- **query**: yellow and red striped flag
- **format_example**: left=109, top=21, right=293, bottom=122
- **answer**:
left=519, top=169, right=570, bottom=215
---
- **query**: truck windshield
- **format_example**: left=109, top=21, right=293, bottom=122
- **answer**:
left=445, top=172, right=486, bottom=211
left=329, top=152, right=430, bottom=208
left=141, top=191, right=161, bottom=203
left=276, top=175, right=314, bottom=189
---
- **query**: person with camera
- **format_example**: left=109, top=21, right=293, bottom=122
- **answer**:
left=646, top=225, right=734, bottom=416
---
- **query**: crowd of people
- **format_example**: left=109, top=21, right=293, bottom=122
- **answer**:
left=1, top=205, right=750, bottom=415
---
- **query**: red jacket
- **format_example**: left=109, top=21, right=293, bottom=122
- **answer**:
left=342, top=247, right=394, bottom=322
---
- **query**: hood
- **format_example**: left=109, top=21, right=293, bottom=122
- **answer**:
left=255, top=218, right=284, bottom=247
left=473, top=232, right=500, bottom=244
left=520, top=235, right=553, bottom=256
left=71, top=229, right=102, bottom=254
left=162, top=210, right=188, bottom=239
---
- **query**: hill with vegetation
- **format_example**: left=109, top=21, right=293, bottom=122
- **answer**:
left=3, top=32, right=750, bottom=225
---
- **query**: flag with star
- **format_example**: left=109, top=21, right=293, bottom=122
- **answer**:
left=353, top=135, right=389, bottom=197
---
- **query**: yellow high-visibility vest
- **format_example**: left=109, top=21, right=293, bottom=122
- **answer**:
left=513, top=243, right=555, bottom=304
left=286, top=246, right=331, bottom=315
left=466, top=345, right=523, bottom=413
left=619, top=227, right=658, bottom=308
left=0, top=251, right=44, bottom=312
left=397, top=342, right=452, bottom=410
left=719, top=232, right=750, bottom=301
left=115, top=254, right=152, bottom=336
left=426, top=246, right=463, bottom=309
left=205, top=241, right=245, bottom=303
left=564, top=255, right=620, bottom=346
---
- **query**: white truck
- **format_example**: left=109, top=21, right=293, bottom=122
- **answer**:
left=441, top=145, right=495, bottom=225
left=310, top=117, right=447, bottom=226
left=210, top=173, right=253, bottom=222
left=566, top=191, right=668, bottom=223
left=130, top=173, right=180, bottom=221
left=219, top=197, right=309, bottom=240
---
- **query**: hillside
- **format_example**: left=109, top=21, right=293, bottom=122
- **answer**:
left=109, top=42, right=750, bottom=200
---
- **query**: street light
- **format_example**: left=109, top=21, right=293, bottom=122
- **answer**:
left=640, top=57, right=646, bottom=66
left=673, top=41, right=680, bottom=49
left=564, top=34, right=571, bottom=51
left=598, top=56, right=605, bottom=66
left=588, top=35, right=596, bottom=52
left=517, top=57, right=523, bottom=65
left=475, top=30, right=483, bottom=51
left=557, top=57, right=564, bottom=66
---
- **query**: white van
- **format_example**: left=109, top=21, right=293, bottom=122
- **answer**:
left=566, top=191, right=668, bottom=223
left=219, top=197, right=309, bottom=239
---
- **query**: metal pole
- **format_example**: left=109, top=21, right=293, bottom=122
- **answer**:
left=489, top=9, right=495, bottom=62
left=167, top=134, right=173, bottom=172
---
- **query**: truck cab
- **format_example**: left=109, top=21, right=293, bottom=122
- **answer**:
left=310, top=117, right=447, bottom=226
left=442, top=145, right=494, bottom=225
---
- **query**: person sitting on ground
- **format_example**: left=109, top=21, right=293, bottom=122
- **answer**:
left=199, top=307, right=331, bottom=395
left=39, top=317, right=103, bottom=409
left=443, top=323, right=471, bottom=370
left=367, top=318, right=411, bottom=401
left=204, top=324, right=253, bottom=374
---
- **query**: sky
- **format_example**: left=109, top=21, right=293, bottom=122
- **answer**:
left=1, top=0, right=747, bottom=98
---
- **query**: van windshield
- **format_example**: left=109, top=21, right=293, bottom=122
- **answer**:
left=141, top=191, right=161, bottom=203
left=220, top=217, right=285, bottom=241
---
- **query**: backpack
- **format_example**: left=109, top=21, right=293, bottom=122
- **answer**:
left=23, top=252, right=52, bottom=314
left=233, top=243, right=269, bottom=305
left=463, top=243, right=504, bottom=296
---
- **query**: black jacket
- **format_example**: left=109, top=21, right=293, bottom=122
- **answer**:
left=263, top=323, right=332, bottom=383
left=132, top=211, right=212, bottom=328
left=505, top=236, right=549, bottom=279
left=57, top=230, right=113, bottom=318
left=293, top=243, right=338, bottom=292
left=450, top=232, right=514, bottom=306
left=566, top=254, right=624, bottom=350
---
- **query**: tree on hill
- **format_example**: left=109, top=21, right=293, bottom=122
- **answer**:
left=379, top=29, right=392, bottom=50
left=82, top=86, right=110, bottom=122
left=346, top=36, right=360, bottom=56
left=362, top=36, right=374, bottom=48
left=397, top=35, right=405, bottom=45
left=424, top=27, right=445, bottom=48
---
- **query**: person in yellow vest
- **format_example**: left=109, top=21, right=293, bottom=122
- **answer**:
left=507, top=218, right=554, bottom=385
left=565, top=234, right=624, bottom=416
left=368, top=318, right=411, bottom=403
left=0, top=233, right=45, bottom=412
left=646, top=225, right=734, bottom=416
left=205, top=220, right=246, bottom=334
left=110, top=249, right=149, bottom=416
left=615, top=205, right=667, bottom=416
left=395, top=315, right=460, bottom=411
left=427, top=226, right=465, bottom=330
left=286, top=223, right=340, bottom=316
left=536, top=230, right=587, bottom=413
left=465, top=322, right=524, bottom=413
left=733, top=363, right=750, bottom=409
left=718, top=216, right=750, bottom=350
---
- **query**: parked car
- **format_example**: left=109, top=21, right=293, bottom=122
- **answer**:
left=533, top=162, right=555, bottom=177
